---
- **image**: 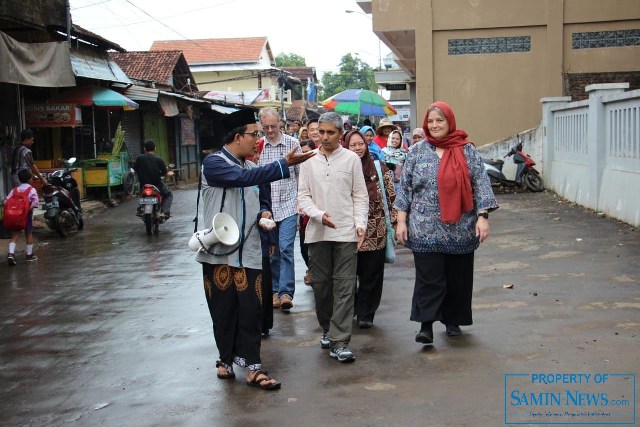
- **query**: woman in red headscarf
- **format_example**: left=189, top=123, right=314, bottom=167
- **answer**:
left=394, top=101, right=498, bottom=346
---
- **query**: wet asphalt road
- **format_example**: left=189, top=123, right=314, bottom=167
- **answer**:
left=1, top=188, right=638, bottom=426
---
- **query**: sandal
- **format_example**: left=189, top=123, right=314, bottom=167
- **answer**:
left=246, top=370, right=281, bottom=390
left=216, top=360, right=235, bottom=380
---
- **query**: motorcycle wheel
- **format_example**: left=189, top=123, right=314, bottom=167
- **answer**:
left=123, top=172, right=137, bottom=195
left=77, top=217, right=84, bottom=230
left=53, top=214, right=69, bottom=238
left=153, top=222, right=159, bottom=235
left=524, top=173, right=544, bottom=192
left=144, top=213, right=153, bottom=235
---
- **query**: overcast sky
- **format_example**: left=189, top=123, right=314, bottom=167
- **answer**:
left=69, top=0, right=391, bottom=77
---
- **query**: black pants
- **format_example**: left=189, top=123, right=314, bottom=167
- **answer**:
left=202, top=263, right=263, bottom=370
left=411, top=251, right=475, bottom=326
left=299, top=218, right=309, bottom=268
left=261, top=255, right=273, bottom=333
left=355, top=248, right=386, bottom=322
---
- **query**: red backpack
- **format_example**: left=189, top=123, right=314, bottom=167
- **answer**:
left=3, top=186, right=33, bottom=231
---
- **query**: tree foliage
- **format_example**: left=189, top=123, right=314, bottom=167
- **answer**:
left=275, top=52, right=306, bottom=67
left=319, top=54, right=377, bottom=100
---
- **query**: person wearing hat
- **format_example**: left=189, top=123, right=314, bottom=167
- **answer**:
left=196, top=108, right=314, bottom=390
left=373, top=119, right=397, bottom=149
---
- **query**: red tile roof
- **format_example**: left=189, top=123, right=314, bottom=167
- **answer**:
left=110, top=51, right=184, bottom=85
left=149, top=37, right=269, bottom=65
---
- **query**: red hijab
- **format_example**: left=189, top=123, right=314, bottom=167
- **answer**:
left=423, top=101, right=474, bottom=223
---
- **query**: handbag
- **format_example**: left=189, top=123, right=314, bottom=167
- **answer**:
left=374, top=160, right=396, bottom=263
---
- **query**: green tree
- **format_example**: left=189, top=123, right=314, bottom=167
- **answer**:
left=320, top=54, right=377, bottom=101
left=275, top=52, right=306, bottom=67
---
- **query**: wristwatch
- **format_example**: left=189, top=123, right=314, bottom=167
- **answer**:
left=478, top=212, right=489, bottom=219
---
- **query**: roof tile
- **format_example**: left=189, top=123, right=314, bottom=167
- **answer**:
left=149, top=37, right=268, bottom=65
left=110, top=51, right=183, bottom=85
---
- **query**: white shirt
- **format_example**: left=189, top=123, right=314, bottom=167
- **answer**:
left=297, top=146, right=369, bottom=244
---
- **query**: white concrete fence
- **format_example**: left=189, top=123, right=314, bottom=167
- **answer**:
left=478, top=83, right=640, bottom=228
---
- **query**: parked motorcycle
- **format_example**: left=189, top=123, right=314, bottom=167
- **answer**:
left=42, top=157, right=84, bottom=237
left=138, top=184, right=166, bottom=235
left=482, top=136, right=544, bottom=192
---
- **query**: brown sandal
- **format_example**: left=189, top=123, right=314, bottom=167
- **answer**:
left=246, top=370, right=281, bottom=390
left=216, top=360, right=235, bottom=379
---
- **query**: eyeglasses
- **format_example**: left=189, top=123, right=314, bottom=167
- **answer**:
left=261, top=124, right=278, bottom=130
left=412, top=135, right=424, bottom=140
left=241, top=131, right=263, bottom=138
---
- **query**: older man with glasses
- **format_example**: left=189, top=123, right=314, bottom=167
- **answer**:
left=257, top=107, right=302, bottom=311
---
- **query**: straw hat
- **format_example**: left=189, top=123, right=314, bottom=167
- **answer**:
left=376, top=119, right=396, bottom=135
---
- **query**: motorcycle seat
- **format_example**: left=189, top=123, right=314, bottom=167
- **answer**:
left=482, top=158, right=504, bottom=167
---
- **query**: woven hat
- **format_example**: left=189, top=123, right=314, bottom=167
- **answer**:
left=376, top=119, right=396, bottom=135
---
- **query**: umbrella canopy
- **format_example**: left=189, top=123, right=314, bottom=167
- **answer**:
left=51, top=85, right=139, bottom=110
left=321, top=89, right=397, bottom=117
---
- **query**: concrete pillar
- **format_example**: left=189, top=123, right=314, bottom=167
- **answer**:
left=409, top=81, right=418, bottom=131
left=540, top=96, right=571, bottom=184
left=585, top=83, right=629, bottom=211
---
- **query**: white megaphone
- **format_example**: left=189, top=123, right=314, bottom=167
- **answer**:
left=188, top=212, right=240, bottom=252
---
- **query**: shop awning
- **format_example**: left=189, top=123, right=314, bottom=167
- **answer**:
left=0, top=31, right=75, bottom=87
left=70, top=47, right=131, bottom=85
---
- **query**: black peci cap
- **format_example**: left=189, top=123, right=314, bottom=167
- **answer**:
left=219, top=108, right=256, bottom=135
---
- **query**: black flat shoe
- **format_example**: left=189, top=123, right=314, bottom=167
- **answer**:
left=446, top=325, right=461, bottom=337
left=358, top=320, right=373, bottom=329
left=415, top=331, right=433, bottom=344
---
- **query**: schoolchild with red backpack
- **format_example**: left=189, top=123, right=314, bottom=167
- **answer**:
left=4, top=169, right=39, bottom=266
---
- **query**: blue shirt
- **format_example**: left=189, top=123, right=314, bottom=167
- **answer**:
left=395, top=141, right=499, bottom=254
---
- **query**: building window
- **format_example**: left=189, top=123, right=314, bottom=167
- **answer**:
left=448, top=36, right=531, bottom=55
left=572, top=29, right=640, bottom=49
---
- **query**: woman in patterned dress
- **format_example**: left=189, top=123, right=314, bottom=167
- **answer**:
left=345, top=130, right=397, bottom=329
left=395, top=101, right=499, bottom=345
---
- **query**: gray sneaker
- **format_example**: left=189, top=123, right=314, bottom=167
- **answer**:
left=320, top=332, right=331, bottom=349
left=25, top=254, right=38, bottom=262
left=329, top=347, right=355, bottom=363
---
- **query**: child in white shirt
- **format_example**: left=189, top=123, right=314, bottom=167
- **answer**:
left=6, top=169, right=39, bottom=266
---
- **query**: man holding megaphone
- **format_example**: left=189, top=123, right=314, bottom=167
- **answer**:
left=195, top=108, right=314, bottom=391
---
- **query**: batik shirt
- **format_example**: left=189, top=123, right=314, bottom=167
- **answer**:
left=395, top=142, right=499, bottom=254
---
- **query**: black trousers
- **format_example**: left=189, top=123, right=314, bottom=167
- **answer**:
left=261, top=255, right=273, bottom=333
left=202, top=263, right=263, bottom=370
left=411, top=251, right=475, bottom=326
left=355, top=248, right=386, bottom=322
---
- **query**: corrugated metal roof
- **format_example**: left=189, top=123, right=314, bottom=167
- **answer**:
left=124, top=86, right=159, bottom=102
left=70, top=47, right=131, bottom=84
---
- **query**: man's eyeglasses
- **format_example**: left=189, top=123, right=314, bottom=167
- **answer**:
left=242, top=131, right=264, bottom=138
left=261, top=124, right=278, bottom=130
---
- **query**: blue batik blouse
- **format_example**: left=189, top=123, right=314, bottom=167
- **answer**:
left=395, top=141, right=499, bottom=254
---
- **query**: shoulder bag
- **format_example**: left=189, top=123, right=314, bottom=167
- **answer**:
left=374, top=160, right=396, bottom=263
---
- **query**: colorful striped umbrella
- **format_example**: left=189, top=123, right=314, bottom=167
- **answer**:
left=322, top=89, right=397, bottom=117
left=51, top=86, right=139, bottom=157
left=51, top=85, right=139, bottom=110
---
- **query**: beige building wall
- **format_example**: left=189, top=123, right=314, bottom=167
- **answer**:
left=192, top=70, right=263, bottom=92
left=372, top=0, right=640, bottom=145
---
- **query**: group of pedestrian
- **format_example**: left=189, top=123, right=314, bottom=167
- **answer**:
left=193, top=99, right=498, bottom=391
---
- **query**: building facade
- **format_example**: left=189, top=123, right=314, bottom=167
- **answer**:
left=367, top=0, right=640, bottom=144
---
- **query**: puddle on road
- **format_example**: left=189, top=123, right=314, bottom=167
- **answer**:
left=538, top=250, right=581, bottom=259
left=473, top=301, right=528, bottom=310
left=476, top=261, right=529, bottom=272
left=580, top=300, right=640, bottom=310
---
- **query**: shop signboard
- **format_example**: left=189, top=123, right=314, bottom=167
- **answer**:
left=25, top=103, right=82, bottom=128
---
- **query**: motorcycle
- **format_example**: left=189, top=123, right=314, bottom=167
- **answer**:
left=42, top=157, right=84, bottom=237
left=138, top=184, right=166, bottom=235
left=482, top=136, right=544, bottom=192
